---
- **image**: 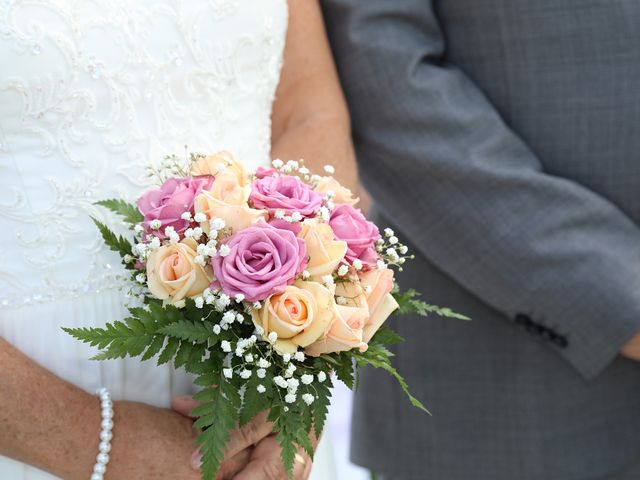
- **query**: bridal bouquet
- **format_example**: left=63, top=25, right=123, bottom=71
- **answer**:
left=65, top=151, right=466, bottom=478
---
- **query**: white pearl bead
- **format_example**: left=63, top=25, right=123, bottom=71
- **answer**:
left=101, top=419, right=114, bottom=430
left=102, top=407, right=114, bottom=419
left=93, top=389, right=113, bottom=476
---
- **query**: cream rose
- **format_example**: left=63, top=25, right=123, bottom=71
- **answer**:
left=298, top=220, right=347, bottom=278
left=146, top=238, right=213, bottom=305
left=359, top=268, right=399, bottom=342
left=252, top=281, right=334, bottom=354
left=194, top=169, right=267, bottom=234
left=305, top=279, right=369, bottom=356
left=190, top=151, right=249, bottom=186
left=314, top=176, right=359, bottom=206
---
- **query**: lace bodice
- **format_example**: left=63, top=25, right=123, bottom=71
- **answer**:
left=0, top=0, right=288, bottom=309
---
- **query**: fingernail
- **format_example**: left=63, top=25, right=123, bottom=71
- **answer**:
left=190, top=451, right=202, bottom=470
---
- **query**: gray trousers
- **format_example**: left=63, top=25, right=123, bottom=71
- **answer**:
left=375, top=460, right=640, bottom=480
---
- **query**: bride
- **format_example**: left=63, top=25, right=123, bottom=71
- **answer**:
left=0, top=1, right=357, bottom=478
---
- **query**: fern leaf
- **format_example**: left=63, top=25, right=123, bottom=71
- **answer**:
left=95, top=199, right=144, bottom=225
left=196, top=380, right=241, bottom=480
left=91, top=217, right=134, bottom=267
left=158, top=320, right=214, bottom=343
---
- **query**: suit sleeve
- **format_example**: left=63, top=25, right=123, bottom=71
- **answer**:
left=321, top=0, right=640, bottom=379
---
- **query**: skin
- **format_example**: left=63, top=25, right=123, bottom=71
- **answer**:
left=621, top=333, right=640, bottom=361
left=174, top=397, right=315, bottom=480
left=0, top=0, right=357, bottom=478
left=0, top=338, right=273, bottom=479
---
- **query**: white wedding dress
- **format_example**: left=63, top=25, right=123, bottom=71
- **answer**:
left=0, top=1, right=334, bottom=478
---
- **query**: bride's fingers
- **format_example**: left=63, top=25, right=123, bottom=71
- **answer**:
left=188, top=411, right=273, bottom=471
left=234, top=435, right=311, bottom=480
left=232, top=452, right=309, bottom=480
left=171, top=395, right=199, bottom=418
left=188, top=447, right=253, bottom=480
left=224, top=411, right=273, bottom=458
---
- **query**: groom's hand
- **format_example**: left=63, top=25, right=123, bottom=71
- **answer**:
left=620, top=331, right=640, bottom=361
left=172, top=395, right=273, bottom=479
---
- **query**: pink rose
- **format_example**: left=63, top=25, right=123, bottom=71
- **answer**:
left=212, top=220, right=307, bottom=302
left=255, top=166, right=277, bottom=179
left=250, top=175, right=323, bottom=218
left=137, top=176, right=213, bottom=239
left=268, top=218, right=302, bottom=236
left=329, top=204, right=380, bottom=266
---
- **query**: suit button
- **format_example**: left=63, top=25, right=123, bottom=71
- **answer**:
left=550, top=333, right=569, bottom=348
left=514, top=313, right=532, bottom=326
left=525, top=322, right=545, bottom=336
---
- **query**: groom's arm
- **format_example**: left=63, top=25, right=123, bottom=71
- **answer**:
left=322, top=0, right=640, bottom=379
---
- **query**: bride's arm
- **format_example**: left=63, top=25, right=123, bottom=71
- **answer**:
left=0, top=338, right=101, bottom=478
left=0, top=338, right=267, bottom=479
left=271, top=0, right=359, bottom=195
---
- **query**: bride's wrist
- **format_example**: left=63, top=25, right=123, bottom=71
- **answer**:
left=45, top=388, right=102, bottom=480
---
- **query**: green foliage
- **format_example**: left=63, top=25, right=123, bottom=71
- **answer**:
left=311, top=377, right=333, bottom=438
left=91, top=218, right=134, bottom=268
left=370, top=325, right=405, bottom=346
left=158, top=319, right=216, bottom=344
left=354, top=343, right=430, bottom=415
left=95, top=199, right=144, bottom=225
left=333, top=351, right=355, bottom=389
left=393, top=288, right=470, bottom=320
left=195, top=380, right=241, bottom=480
left=239, top=374, right=271, bottom=427
left=63, top=318, right=155, bottom=360
left=157, top=337, right=180, bottom=365
left=273, top=406, right=306, bottom=477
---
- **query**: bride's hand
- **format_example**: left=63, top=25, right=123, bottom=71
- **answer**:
left=173, top=395, right=315, bottom=480
left=103, top=400, right=203, bottom=480
left=108, top=399, right=270, bottom=480
left=172, top=395, right=275, bottom=479
left=233, top=433, right=314, bottom=480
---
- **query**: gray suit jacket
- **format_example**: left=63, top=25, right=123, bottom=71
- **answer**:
left=321, top=1, right=640, bottom=479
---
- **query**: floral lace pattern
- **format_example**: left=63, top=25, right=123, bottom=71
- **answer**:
left=0, top=0, right=288, bottom=309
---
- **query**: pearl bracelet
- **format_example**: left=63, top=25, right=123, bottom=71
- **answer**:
left=91, top=388, right=114, bottom=480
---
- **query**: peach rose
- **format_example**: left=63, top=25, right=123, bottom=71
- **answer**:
left=298, top=220, right=348, bottom=278
left=190, top=151, right=249, bottom=186
left=252, top=281, right=334, bottom=354
left=314, top=176, right=359, bottom=206
left=146, top=238, right=213, bottom=305
left=194, top=169, right=267, bottom=234
left=359, top=268, right=399, bottom=342
left=305, top=279, right=369, bottom=356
